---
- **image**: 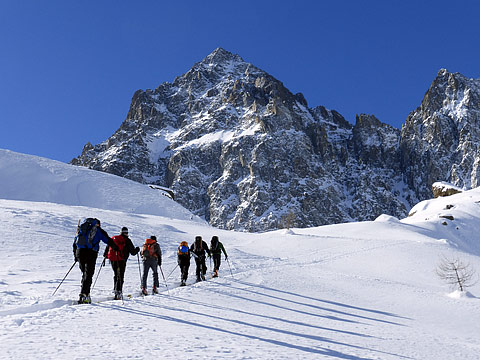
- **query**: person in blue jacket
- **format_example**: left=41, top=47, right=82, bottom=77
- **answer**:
left=73, top=218, right=119, bottom=304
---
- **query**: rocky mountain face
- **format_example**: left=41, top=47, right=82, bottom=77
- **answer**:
left=400, top=69, right=480, bottom=199
left=71, top=48, right=480, bottom=231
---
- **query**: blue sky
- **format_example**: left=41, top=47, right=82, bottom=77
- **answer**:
left=1, top=1, right=478, bottom=162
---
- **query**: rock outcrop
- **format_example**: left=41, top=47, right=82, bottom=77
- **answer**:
left=71, top=49, right=480, bottom=231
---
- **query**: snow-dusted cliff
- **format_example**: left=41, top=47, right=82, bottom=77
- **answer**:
left=72, top=48, right=480, bottom=231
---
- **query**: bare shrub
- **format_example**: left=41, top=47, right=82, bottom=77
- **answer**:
left=436, top=255, right=477, bottom=292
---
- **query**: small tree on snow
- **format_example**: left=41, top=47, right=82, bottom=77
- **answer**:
left=436, top=256, right=477, bottom=292
left=280, top=211, right=296, bottom=230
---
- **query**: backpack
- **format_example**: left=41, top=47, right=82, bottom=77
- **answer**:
left=178, top=241, right=189, bottom=256
left=194, top=239, right=203, bottom=252
left=108, top=235, right=126, bottom=261
left=142, top=238, right=158, bottom=258
left=211, top=238, right=219, bottom=250
left=74, top=218, right=98, bottom=249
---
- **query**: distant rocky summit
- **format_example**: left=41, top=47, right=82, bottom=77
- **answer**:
left=72, top=48, right=480, bottom=231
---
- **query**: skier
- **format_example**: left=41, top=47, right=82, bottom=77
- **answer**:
left=209, top=236, right=228, bottom=278
left=103, top=227, right=140, bottom=300
left=140, top=235, right=162, bottom=295
left=177, top=241, right=190, bottom=286
left=73, top=218, right=119, bottom=304
left=190, top=236, right=211, bottom=282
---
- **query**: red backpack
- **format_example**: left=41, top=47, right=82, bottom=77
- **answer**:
left=108, top=235, right=126, bottom=261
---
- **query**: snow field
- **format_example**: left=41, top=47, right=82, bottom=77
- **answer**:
left=1, top=150, right=480, bottom=359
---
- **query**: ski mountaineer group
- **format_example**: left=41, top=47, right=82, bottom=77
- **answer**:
left=71, top=218, right=228, bottom=304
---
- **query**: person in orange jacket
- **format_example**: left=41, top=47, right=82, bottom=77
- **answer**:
left=140, top=235, right=162, bottom=295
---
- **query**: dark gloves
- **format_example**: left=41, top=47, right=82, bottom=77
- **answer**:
left=133, top=246, right=140, bottom=255
left=73, top=244, right=78, bottom=262
left=225, top=255, right=228, bottom=260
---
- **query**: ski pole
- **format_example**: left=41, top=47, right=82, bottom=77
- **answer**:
left=226, top=257, right=234, bottom=278
left=91, top=257, right=106, bottom=292
left=158, top=265, right=169, bottom=295
left=137, top=253, right=142, bottom=288
left=166, top=263, right=179, bottom=281
left=52, top=260, right=77, bottom=296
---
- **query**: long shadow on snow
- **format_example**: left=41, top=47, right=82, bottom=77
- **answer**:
left=141, top=301, right=409, bottom=359
left=155, top=293, right=372, bottom=338
left=232, top=279, right=412, bottom=320
left=96, top=303, right=402, bottom=360
left=209, top=281, right=407, bottom=327
left=200, top=283, right=361, bottom=324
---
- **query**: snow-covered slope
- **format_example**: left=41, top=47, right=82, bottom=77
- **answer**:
left=0, top=149, right=202, bottom=222
left=1, top=150, right=479, bottom=359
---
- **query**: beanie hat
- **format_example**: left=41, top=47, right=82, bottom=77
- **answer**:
left=151, top=235, right=157, bottom=241
left=121, top=227, right=128, bottom=233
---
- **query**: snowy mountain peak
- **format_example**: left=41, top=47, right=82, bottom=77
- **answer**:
left=401, top=69, right=480, bottom=198
left=72, top=50, right=480, bottom=232
left=201, top=47, right=245, bottom=66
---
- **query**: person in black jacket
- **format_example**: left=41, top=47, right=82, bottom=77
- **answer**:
left=73, top=218, right=119, bottom=304
left=103, top=227, right=140, bottom=300
left=210, top=236, right=228, bottom=278
left=190, top=236, right=211, bottom=281
left=177, top=241, right=190, bottom=286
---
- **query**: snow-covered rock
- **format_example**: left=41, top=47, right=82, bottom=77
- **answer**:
left=432, top=181, right=463, bottom=198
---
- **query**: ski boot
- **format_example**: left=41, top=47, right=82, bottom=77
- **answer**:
left=114, top=291, right=122, bottom=300
left=213, top=270, right=219, bottom=278
left=141, top=287, right=148, bottom=296
left=152, top=286, right=159, bottom=294
left=180, top=280, right=186, bottom=286
left=78, top=293, right=86, bottom=304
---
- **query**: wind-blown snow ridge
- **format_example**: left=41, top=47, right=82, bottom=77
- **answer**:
left=0, top=149, right=203, bottom=223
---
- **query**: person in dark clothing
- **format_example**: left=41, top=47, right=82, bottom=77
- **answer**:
left=103, top=227, right=140, bottom=300
left=141, top=235, right=162, bottom=295
left=177, top=241, right=190, bottom=286
left=73, top=218, right=119, bottom=304
left=210, top=236, right=228, bottom=278
left=190, top=236, right=211, bottom=281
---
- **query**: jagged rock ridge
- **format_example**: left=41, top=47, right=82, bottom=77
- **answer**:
left=72, top=48, right=480, bottom=231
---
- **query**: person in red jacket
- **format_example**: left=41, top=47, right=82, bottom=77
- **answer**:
left=104, top=227, right=139, bottom=300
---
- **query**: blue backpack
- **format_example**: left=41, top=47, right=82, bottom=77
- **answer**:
left=178, top=241, right=189, bottom=256
left=74, top=218, right=99, bottom=249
